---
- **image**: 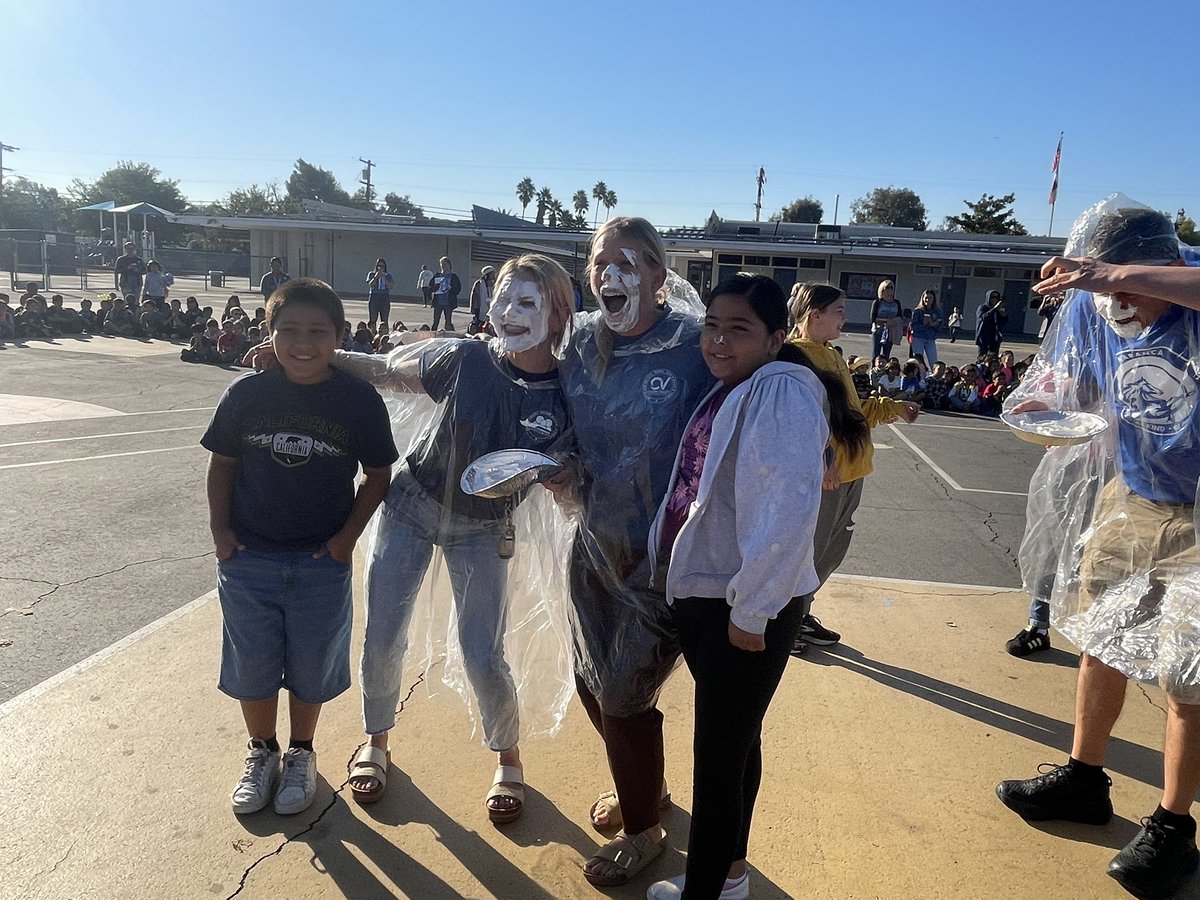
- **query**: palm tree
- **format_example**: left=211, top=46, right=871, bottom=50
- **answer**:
left=572, top=189, right=589, bottom=223
left=535, top=187, right=554, bottom=225
left=602, top=189, right=617, bottom=220
left=591, top=181, right=608, bottom=228
left=547, top=199, right=566, bottom=228
left=515, top=177, right=536, bottom=220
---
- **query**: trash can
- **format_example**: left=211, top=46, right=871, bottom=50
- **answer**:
left=208, top=270, right=224, bottom=288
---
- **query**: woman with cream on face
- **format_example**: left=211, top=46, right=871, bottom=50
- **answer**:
left=321, top=254, right=574, bottom=822
left=549, top=217, right=715, bottom=887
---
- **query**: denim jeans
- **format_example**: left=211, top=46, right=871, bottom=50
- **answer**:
left=910, top=335, right=939, bottom=366
left=871, top=328, right=892, bottom=362
left=361, top=468, right=518, bottom=749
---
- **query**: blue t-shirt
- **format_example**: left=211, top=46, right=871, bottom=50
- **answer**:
left=560, top=308, right=715, bottom=579
left=201, top=367, right=399, bottom=551
left=1058, top=294, right=1200, bottom=504
left=406, top=339, right=569, bottom=520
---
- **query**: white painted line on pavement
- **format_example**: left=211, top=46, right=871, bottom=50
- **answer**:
left=0, top=444, right=200, bottom=471
left=887, top=424, right=1028, bottom=498
left=830, top=572, right=1017, bottom=594
left=0, top=590, right=217, bottom=720
left=0, top=424, right=203, bottom=448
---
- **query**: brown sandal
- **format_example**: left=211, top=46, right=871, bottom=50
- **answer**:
left=348, top=745, right=390, bottom=804
left=485, top=764, right=525, bottom=824
left=583, top=830, right=665, bottom=887
left=589, top=785, right=672, bottom=832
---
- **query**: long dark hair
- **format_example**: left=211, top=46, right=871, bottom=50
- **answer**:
left=708, top=273, right=869, bottom=456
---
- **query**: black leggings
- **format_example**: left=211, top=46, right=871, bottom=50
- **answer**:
left=672, top=597, right=804, bottom=900
left=368, top=292, right=391, bottom=328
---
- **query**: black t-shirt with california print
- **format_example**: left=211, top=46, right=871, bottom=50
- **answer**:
left=202, top=367, right=399, bottom=551
left=406, top=339, right=568, bottom=520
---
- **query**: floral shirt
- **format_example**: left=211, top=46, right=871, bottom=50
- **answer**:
left=659, top=386, right=731, bottom=556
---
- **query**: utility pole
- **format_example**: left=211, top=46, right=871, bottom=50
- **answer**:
left=754, top=166, right=766, bottom=222
left=0, top=141, right=18, bottom=229
left=359, top=158, right=375, bottom=206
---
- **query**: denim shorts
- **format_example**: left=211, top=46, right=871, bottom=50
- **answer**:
left=217, top=549, right=353, bottom=704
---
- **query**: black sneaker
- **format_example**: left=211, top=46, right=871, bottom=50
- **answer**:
left=1006, top=625, right=1051, bottom=657
left=1108, top=816, right=1200, bottom=899
left=798, top=614, right=840, bottom=646
left=995, top=762, right=1113, bottom=824
left=791, top=636, right=809, bottom=656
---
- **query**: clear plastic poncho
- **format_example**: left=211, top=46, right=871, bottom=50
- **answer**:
left=1008, top=194, right=1200, bottom=700
left=340, top=335, right=577, bottom=741
left=559, top=272, right=715, bottom=716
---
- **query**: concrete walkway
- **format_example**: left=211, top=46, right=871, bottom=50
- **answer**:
left=0, top=574, right=1177, bottom=899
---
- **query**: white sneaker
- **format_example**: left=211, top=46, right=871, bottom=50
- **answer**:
left=647, top=872, right=750, bottom=900
left=230, top=741, right=281, bottom=814
left=273, top=747, right=318, bottom=815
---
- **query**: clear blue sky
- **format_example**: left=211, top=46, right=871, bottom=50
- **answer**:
left=4, top=0, right=1197, bottom=235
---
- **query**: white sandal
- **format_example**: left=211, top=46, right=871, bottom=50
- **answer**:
left=348, top=745, right=390, bottom=804
left=485, top=764, right=525, bottom=823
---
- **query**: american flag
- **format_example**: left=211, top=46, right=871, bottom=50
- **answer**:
left=1048, top=133, right=1063, bottom=205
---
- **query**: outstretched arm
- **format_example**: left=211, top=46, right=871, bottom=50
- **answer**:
left=1035, top=257, right=1200, bottom=311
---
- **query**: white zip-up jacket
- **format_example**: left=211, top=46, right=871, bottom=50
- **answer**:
left=648, top=361, right=829, bottom=634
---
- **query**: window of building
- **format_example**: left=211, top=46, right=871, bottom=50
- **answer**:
left=1004, top=268, right=1035, bottom=280
left=798, top=258, right=827, bottom=269
left=771, top=257, right=798, bottom=268
left=839, top=272, right=896, bottom=300
left=914, top=264, right=942, bottom=275
left=973, top=266, right=1000, bottom=278
left=744, top=255, right=770, bottom=266
left=717, top=253, right=741, bottom=265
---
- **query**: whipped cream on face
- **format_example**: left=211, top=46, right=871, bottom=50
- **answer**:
left=491, top=275, right=548, bottom=353
left=598, top=247, right=642, bottom=333
left=1094, top=293, right=1146, bottom=339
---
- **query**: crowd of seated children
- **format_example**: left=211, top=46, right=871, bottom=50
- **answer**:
left=856, top=348, right=1029, bottom=416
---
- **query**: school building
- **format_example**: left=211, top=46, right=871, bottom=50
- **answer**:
left=170, top=202, right=1067, bottom=335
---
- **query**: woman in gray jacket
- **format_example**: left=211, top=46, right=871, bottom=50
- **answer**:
left=647, top=273, right=868, bottom=900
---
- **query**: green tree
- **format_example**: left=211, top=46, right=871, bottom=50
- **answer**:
left=592, top=181, right=608, bottom=228
left=535, top=186, right=554, bottom=225
left=572, top=189, right=589, bottom=221
left=546, top=199, right=567, bottom=228
left=850, top=186, right=927, bottom=230
left=383, top=192, right=424, bottom=219
left=0, top=176, right=67, bottom=230
left=944, top=193, right=1027, bottom=235
left=516, top=177, right=536, bottom=220
left=221, top=182, right=285, bottom=217
left=67, top=160, right=191, bottom=241
left=284, top=158, right=353, bottom=205
left=772, top=195, right=823, bottom=224
left=1176, top=209, right=1200, bottom=246
left=602, top=189, right=617, bottom=220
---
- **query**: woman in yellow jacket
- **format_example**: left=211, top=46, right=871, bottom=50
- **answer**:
left=788, top=282, right=920, bottom=653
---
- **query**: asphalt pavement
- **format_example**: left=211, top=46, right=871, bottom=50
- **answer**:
left=0, top=309, right=1044, bottom=702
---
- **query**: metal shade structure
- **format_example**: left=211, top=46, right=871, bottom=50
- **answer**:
left=76, top=200, right=118, bottom=239
left=109, top=202, right=176, bottom=238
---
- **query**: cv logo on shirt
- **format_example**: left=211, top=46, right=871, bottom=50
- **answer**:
left=642, top=369, right=680, bottom=405
left=519, top=411, right=561, bottom=441
left=1114, top=347, right=1199, bottom=437
left=247, top=431, right=346, bottom=467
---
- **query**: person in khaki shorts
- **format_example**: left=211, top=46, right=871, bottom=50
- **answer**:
left=995, top=202, right=1200, bottom=899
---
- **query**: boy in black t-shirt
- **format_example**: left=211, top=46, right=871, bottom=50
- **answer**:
left=202, top=278, right=398, bottom=816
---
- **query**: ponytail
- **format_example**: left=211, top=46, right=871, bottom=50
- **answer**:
left=779, top=343, right=870, bottom=457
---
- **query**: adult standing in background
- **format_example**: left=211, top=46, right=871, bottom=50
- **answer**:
left=975, top=290, right=1008, bottom=356
left=909, top=288, right=943, bottom=365
left=469, top=265, right=497, bottom=330
left=259, top=257, right=290, bottom=302
left=870, top=280, right=903, bottom=361
left=417, top=263, right=434, bottom=307
left=365, top=258, right=396, bottom=333
left=430, top=257, right=461, bottom=331
left=115, top=241, right=146, bottom=302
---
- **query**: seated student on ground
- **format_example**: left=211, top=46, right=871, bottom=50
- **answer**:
left=350, top=325, right=374, bottom=354
left=140, top=300, right=166, bottom=338
left=900, top=360, right=925, bottom=403
left=18, top=282, right=39, bottom=307
left=222, top=294, right=245, bottom=324
left=96, top=297, right=114, bottom=332
left=164, top=298, right=192, bottom=338
left=217, top=318, right=248, bottom=364
left=78, top=298, right=98, bottom=333
left=180, top=323, right=215, bottom=363
left=980, top=371, right=1008, bottom=415
left=204, top=318, right=221, bottom=345
left=924, top=360, right=951, bottom=410
left=251, top=307, right=266, bottom=328
left=246, top=325, right=261, bottom=346
left=103, top=296, right=139, bottom=336
left=45, top=294, right=83, bottom=333
left=15, top=295, right=57, bottom=339
left=184, top=296, right=203, bottom=327
left=876, top=358, right=904, bottom=397
left=948, top=366, right=980, bottom=412
left=0, top=294, right=15, bottom=341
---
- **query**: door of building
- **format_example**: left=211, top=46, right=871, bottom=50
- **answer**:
left=687, top=260, right=712, bottom=298
left=940, top=276, right=968, bottom=323
left=1003, top=279, right=1032, bottom=334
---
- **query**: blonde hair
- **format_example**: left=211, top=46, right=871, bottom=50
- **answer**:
left=876, top=280, right=895, bottom=299
left=787, top=282, right=844, bottom=341
left=494, top=253, right=574, bottom=353
left=586, top=216, right=668, bottom=376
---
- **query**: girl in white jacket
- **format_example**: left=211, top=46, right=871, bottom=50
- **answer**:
left=647, top=273, right=868, bottom=900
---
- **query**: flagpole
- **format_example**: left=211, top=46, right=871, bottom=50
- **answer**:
left=1048, top=131, right=1063, bottom=236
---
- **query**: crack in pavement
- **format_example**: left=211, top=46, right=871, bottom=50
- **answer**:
left=225, top=670, right=429, bottom=900
left=1136, top=684, right=1167, bottom=716
left=0, top=552, right=214, bottom=618
left=981, top=509, right=1022, bottom=573
left=15, top=839, right=77, bottom=898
